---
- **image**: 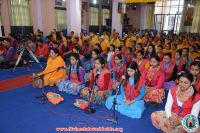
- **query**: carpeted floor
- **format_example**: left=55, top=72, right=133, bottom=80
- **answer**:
left=0, top=74, right=32, bottom=92
left=0, top=85, right=163, bottom=133
left=0, top=65, right=164, bottom=133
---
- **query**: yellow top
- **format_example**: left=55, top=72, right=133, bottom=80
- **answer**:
left=38, top=56, right=66, bottom=86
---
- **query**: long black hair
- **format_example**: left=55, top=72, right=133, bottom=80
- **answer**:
left=123, top=61, right=141, bottom=89
left=68, top=52, right=81, bottom=81
left=145, top=44, right=156, bottom=57
left=95, top=56, right=105, bottom=68
left=150, top=54, right=160, bottom=63
left=50, top=48, right=59, bottom=56
left=177, top=71, right=196, bottom=100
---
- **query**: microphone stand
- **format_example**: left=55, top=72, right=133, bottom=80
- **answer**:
left=106, top=79, right=123, bottom=124
left=84, top=73, right=99, bottom=114
left=35, top=66, right=65, bottom=104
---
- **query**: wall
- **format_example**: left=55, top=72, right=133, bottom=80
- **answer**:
left=1, top=0, right=11, bottom=35
left=0, top=0, right=149, bottom=36
left=40, top=0, right=56, bottom=35
left=126, top=4, right=141, bottom=30
left=30, top=0, right=38, bottom=33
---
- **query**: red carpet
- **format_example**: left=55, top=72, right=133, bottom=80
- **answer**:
left=0, top=74, right=32, bottom=92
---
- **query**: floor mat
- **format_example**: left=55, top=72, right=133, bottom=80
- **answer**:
left=0, top=74, right=32, bottom=92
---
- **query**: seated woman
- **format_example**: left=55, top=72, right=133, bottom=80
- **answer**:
left=173, top=49, right=186, bottom=73
left=157, top=45, right=164, bottom=61
left=90, top=49, right=100, bottom=69
left=35, top=39, right=49, bottom=62
left=189, top=45, right=199, bottom=61
left=182, top=48, right=192, bottom=68
left=189, top=61, right=200, bottom=93
left=80, top=56, right=112, bottom=105
left=37, top=48, right=66, bottom=86
left=72, top=45, right=84, bottom=63
left=57, top=53, right=85, bottom=95
left=144, top=44, right=156, bottom=60
left=143, top=55, right=165, bottom=104
left=124, top=47, right=134, bottom=64
left=107, top=45, right=115, bottom=63
left=108, top=46, right=126, bottom=69
left=135, top=50, right=149, bottom=74
left=105, top=61, right=146, bottom=119
left=151, top=72, right=200, bottom=133
left=160, top=53, right=177, bottom=90
left=112, top=54, right=126, bottom=89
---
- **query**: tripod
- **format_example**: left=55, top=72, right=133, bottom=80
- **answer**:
left=84, top=73, right=100, bottom=114
left=13, top=46, right=43, bottom=72
left=35, top=66, right=65, bottom=104
left=106, top=79, right=123, bottom=124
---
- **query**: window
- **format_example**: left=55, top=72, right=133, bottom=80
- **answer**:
left=9, top=0, right=32, bottom=26
left=154, top=0, right=184, bottom=33
left=102, top=8, right=110, bottom=26
left=55, top=9, right=67, bottom=31
left=90, top=7, right=98, bottom=26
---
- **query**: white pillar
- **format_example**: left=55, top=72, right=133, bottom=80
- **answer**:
left=67, top=0, right=81, bottom=35
left=112, top=0, right=122, bottom=37
left=36, top=0, right=43, bottom=30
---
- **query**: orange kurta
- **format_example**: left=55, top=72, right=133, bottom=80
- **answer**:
left=38, top=56, right=66, bottom=86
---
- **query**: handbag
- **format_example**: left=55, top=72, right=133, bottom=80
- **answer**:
left=32, top=73, right=43, bottom=89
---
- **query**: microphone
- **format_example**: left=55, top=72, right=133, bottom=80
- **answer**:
left=57, top=66, right=66, bottom=71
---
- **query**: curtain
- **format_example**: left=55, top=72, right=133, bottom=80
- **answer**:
left=55, top=9, right=67, bottom=31
left=191, top=0, right=200, bottom=33
left=9, top=0, right=32, bottom=26
left=90, top=7, right=98, bottom=26
left=102, top=8, right=110, bottom=26
left=145, top=3, right=154, bottom=29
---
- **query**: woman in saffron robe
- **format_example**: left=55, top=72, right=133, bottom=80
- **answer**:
left=160, top=53, right=177, bottom=90
left=173, top=49, right=186, bottom=73
left=37, top=48, right=66, bottom=86
left=80, top=56, right=112, bottom=105
left=143, top=55, right=165, bottom=104
left=151, top=72, right=200, bottom=133
left=105, top=61, right=146, bottom=119
left=56, top=53, right=85, bottom=95
left=163, top=43, right=172, bottom=54
left=189, top=45, right=199, bottom=61
left=135, top=50, right=149, bottom=74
